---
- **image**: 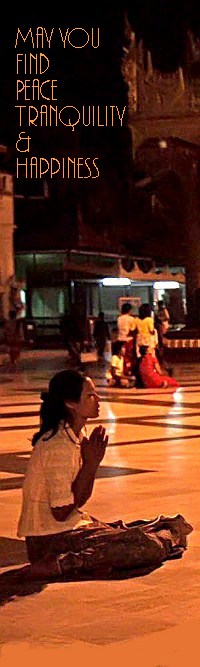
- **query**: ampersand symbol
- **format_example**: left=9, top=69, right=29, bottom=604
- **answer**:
left=16, top=132, right=31, bottom=152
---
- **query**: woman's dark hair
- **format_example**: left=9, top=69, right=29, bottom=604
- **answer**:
left=139, top=345, right=149, bottom=357
left=121, top=302, right=132, bottom=314
left=139, top=303, right=151, bottom=319
left=32, top=370, right=85, bottom=446
left=9, top=310, right=16, bottom=320
left=113, top=340, right=123, bottom=355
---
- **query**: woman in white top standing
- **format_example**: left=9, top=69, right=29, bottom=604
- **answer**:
left=117, top=302, right=137, bottom=376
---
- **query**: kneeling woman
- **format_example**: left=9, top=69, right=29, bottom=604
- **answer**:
left=17, top=370, right=191, bottom=579
left=139, top=346, right=179, bottom=389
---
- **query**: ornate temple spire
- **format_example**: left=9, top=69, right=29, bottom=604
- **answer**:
left=186, top=30, right=200, bottom=64
left=147, top=51, right=153, bottom=78
left=122, top=15, right=200, bottom=120
left=122, top=17, right=137, bottom=111
left=178, top=67, right=185, bottom=92
left=137, top=39, right=144, bottom=69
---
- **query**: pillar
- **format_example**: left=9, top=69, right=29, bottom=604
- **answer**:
left=184, top=162, right=200, bottom=328
left=0, top=173, right=15, bottom=319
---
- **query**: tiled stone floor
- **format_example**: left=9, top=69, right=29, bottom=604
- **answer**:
left=0, top=350, right=200, bottom=665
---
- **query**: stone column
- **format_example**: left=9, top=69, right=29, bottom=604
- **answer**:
left=185, top=243, right=200, bottom=328
left=184, top=162, right=200, bottom=328
left=0, top=173, right=15, bottom=319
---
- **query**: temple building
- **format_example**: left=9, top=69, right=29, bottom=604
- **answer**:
left=122, top=22, right=200, bottom=326
left=1, top=22, right=200, bottom=341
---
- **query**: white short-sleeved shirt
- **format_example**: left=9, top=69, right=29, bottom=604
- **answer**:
left=117, top=314, right=136, bottom=341
left=106, top=355, right=124, bottom=380
left=17, top=423, right=92, bottom=537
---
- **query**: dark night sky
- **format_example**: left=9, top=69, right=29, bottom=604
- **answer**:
left=1, top=1, right=199, bottom=251
left=1, top=2, right=200, bottom=161
left=127, top=0, right=200, bottom=70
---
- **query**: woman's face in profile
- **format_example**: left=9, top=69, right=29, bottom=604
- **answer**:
left=76, top=377, right=100, bottom=420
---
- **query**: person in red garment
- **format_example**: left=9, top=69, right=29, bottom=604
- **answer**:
left=139, top=346, right=179, bottom=389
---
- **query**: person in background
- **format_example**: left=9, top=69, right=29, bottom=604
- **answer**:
left=154, top=300, right=170, bottom=364
left=138, top=345, right=179, bottom=389
left=135, top=329, right=159, bottom=388
left=111, top=325, right=119, bottom=354
left=93, top=311, right=110, bottom=362
left=8, top=279, right=23, bottom=319
left=106, top=341, right=135, bottom=387
left=155, top=300, right=170, bottom=327
left=136, top=303, right=155, bottom=354
left=117, top=302, right=137, bottom=376
left=60, top=306, right=84, bottom=368
left=4, top=310, right=22, bottom=369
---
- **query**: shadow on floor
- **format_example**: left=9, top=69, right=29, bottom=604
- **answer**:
left=0, top=536, right=28, bottom=567
left=0, top=560, right=163, bottom=607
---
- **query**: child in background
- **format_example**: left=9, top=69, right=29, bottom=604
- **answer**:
left=106, top=341, right=135, bottom=388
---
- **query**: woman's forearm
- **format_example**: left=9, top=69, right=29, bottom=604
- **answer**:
left=51, top=463, right=98, bottom=522
left=72, top=462, right=98, bottom=507
left=51, top=428, right=107, bottom=522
